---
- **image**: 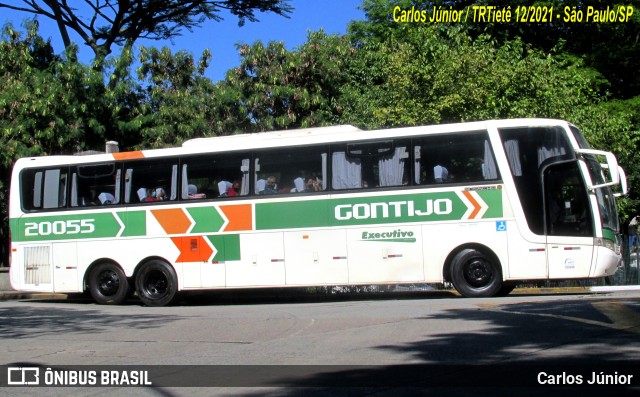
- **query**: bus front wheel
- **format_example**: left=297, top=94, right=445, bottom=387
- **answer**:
left=135, top=260, right=178, bottom=307
left=450, top=248, right=502, bottom=298
left=88, top=262, right=129, bottom=305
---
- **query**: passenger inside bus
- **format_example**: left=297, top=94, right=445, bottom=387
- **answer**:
left=261, top=176, right=278, bottom=195
left=187, top=184, right=207, bottom=199
left=434, top=164, right=449, bottom=183
left=98, top=192, right=116, bottom=205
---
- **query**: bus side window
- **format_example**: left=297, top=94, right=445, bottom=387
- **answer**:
left=414, top=131, right=499, bottom=185
left=124, top=160, right=177, bottom=204
left=180, top=153, right=251, bottom=200
left=21, top=167, right=69, bottom=211
left=71, top=163, right=120, bottom=207
left=254, top=146, right=328, bottom=195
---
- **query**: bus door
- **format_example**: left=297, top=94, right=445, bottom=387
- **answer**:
left=543, top=161, right=594, bottom=278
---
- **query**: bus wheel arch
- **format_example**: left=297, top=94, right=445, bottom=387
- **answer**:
left=444, top=245, right=504, bottom=298
left=86, top=260, right=130, bottom=305
left=134, top=258, right=178, bottom=307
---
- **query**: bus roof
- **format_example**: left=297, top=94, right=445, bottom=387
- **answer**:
left=13, top=118, right=572, bottom=168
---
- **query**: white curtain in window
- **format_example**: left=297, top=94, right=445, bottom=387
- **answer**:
left=332, top=152, right=361, bottom=189
left=181, top=165, right=189, bottom=199
left=504, top=140, right=522, bottom=176
left=379, top=147, right=406, bottom=187
left=70, top=173, right=78, bottom=206
left=321, top=153, right=328, bottom=190
left=241, top=158, right=250, bottom=196
left=538, top=128, right=568, bottom=166
left=170, top=165, right=178, bottom=200
left=538, top=143, right=567, bottom=166
left=483, top=141, right=498, bottom=180
left=113, top=169, right=121, bottom=204
left=414, top=146, right=421, bottom=184
left=254, top=158, right=262, bottom=194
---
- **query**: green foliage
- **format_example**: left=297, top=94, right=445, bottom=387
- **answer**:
left=341, top=25, right=604, bottom=129
left=131, top=46, right=216, bottom=148
left=218, top=30, right=353, bottom=132
left=0, top=22, right=106, bottom=166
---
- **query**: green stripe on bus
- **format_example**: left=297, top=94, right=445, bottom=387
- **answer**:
left=207, top=234, right=241, bottom=261
left=13, top=212, right=122, bottom=242
left=255, top=190, right=503, bottom=230
left=119, top=211, right=146, bottom=237
left=477, top=189, right=503, bottom=219
left=187, top=206, right=226, bottom=234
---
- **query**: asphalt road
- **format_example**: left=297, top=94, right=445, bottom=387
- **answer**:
left=1, top=289, right=639, bottom=396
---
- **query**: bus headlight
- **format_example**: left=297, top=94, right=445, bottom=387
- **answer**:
left=595, top=237, right=620, bottom=254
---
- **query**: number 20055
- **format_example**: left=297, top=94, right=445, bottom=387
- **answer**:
left=24, top=219, right=95, bottom=236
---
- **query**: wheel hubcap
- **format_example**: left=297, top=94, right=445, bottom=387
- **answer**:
left=464, top=258, right=492, bottom=288
left=98, top=270, right=120, bottom=296
left=144, top=271, right=168, bottom=297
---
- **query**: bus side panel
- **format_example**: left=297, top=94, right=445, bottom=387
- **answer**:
left=346, top=225, right=424, bottom=284
left=504, top=221, right=547, bottom=280
left=284, top=230, right=348, bottom=285
left=226, top=232, right=285, bottom=287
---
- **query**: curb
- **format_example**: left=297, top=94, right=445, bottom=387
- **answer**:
left=0, top=292, right=69, bottom=300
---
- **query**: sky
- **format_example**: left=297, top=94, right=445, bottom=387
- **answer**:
left=1, top=0, right=366, bottom=82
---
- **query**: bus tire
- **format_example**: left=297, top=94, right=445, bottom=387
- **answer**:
left=135, top=260, right=178, bottom=307
left=88, top=262, right=129, bottom=305
left=450, top=248, right=502, bottom=298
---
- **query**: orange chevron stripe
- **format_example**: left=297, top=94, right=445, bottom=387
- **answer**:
left=462, top=191, right=481, bottom=219
left=151, top=208, right=192, bottom=234
left=112, top=151, right=144, bottom=160
left=171, top=236, right=214, bottom=263
left=220, top=204, right=253, bottom=232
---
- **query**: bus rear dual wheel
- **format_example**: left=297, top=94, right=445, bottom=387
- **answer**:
left=88, top=260, right=178, bottom=306
left=450, top=248, right=506, bottom=298
left=134, top=260, right=178, bottom=307
left=88, top=262, right=129, bottom=305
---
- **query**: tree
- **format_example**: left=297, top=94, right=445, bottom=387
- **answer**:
left=0, top=0, right=293, bottom=68
left=132, top=45, right=217, bottom=148
left=216, top=30, right=354, bottom=132
left=0, top=22, right=107, bottom=165
left=0, top=22, right=108, bottom=265
left=351, top=0, right=640, bottom=99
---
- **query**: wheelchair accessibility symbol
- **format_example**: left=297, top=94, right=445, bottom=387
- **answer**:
left=496, top=221, right=507, bottom=232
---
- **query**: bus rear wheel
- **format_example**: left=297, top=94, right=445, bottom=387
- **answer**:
left=88, top=263, right=129, bottom=305
left=450, top=248, right=502, bottom=298
left=135, top=260, right=178, bottom=307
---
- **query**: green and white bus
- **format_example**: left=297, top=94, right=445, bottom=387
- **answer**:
left=8, top=119, right=627, bottom=306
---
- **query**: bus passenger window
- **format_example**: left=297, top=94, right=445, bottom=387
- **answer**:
left=21, top=167, right=69, bottom=211
left=181, top=153, right=250, bottom=200
left=254, top=145, right=328, bottom=195
left=334, top=141, right=408, bottom=189
left=124, top=160, right=177, bottom=204
left=71, top=163, right=120, bottom=207
left=414, top=132, right=499, bottom=185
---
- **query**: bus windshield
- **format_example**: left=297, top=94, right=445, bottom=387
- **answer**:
left=584, top=155, right=620, bottom=234
left=570, top=125, right=619, bottom=233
